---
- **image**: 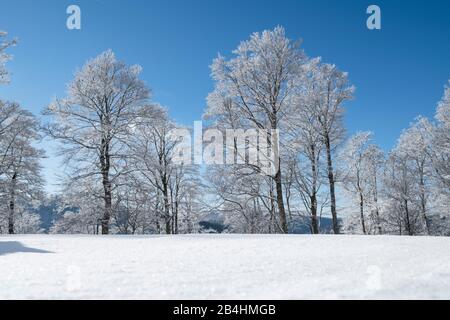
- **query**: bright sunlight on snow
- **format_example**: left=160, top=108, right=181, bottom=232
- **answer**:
left=1, top=234, right=450, bottom=299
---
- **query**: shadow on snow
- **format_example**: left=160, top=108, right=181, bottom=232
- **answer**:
left=0, top=241, right=53, bottom=256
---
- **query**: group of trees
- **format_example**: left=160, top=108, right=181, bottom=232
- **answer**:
left=204, top=28, right=353, bottom=234
left=1, top=35, right=202, bottom=235
left=44, top=50, right=203, bottom=235
left=204, top=27, right=449, bottom=236
left=339, top=115, right=449, bottom=236
left=0, top=32, right=43, bottom=234
left=204, top=27, right=352, bottom=234
left=0, top=27, right=448, bottom=235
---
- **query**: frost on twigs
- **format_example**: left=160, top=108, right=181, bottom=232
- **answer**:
left=0, top=31, right=17, bottom=84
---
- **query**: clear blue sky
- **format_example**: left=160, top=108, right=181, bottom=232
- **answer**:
left=0, top=0, right=449, bottom=193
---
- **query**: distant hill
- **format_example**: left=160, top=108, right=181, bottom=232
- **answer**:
left=199, top=211, right=340, bottom=234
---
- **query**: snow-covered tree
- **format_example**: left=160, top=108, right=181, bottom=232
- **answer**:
left=110, top=176, right=153, bottom=234
left=284, top=60, right=335, bottom=234
left=308, top=63, right=354, bottom=234
left=382, top=150, right=422, bottom=235
left=395, top=119, right=434, bottom=233
left=130, top=104, right=176, bottom=234
left=0, top=101, right=30, bottom=175
left=340, top=132, right=373, bottom=234
left=129, top=104, right=203, bottom=234
left=13, top=211, right=42, bottom=234
left=0, top=105, right=44, bottom=234
left=205, top=26, right=309, bottom=233
left=431, top=82, right=450, bottom=190
left=339, top=132, right=385, bottom=234
left=0, top=31, right=16, bottom=84
left=206, top=163, right=276, bottom=233
left=362, top=144, right=385, bottom=234
left=51, top=177, right=105, bottom=234
left=43, top=50, right=150, bottom=234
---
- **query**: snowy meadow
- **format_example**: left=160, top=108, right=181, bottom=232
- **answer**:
left=1, top=234, right=450, bottom=299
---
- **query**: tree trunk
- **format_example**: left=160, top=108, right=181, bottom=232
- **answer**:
left=8, top=172, right=17, bottom=235
left=174, top=199, right=179, bottom=234
left=271, top=126, right=288, bottom=234
left=173, top=183, right=179, bottom=234
left=372, top=173, right=382, bottom=234
left=310, top=144, right=319, bottom=234
left=275, top=168, right=288, bottom=233
left=100, top=138, right=112, bottom=235
left=310, top=194, right=319, bottom=234
left=359, top=191, right=366, bottom=234
left=324, top=134, right=339, bottom=234
left=268, top=186, right=275, bottom=234
left=162, top=180, right=171, bottom=234
left=404, top=199, right=412, bottom=236
left=419, top=170, right=430, bottom=234
left=101, top=173, right=112, bottom=235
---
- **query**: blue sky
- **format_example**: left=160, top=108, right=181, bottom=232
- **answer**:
left=0, top=0, right=449, bottom=193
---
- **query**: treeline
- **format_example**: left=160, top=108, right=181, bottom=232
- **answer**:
left=0, top=27, right=449, bottom=235
left=0, top=32, right=44, bottom=234
left=204, top=27, right=449, bottom=236
left=1, top=33, right=202, bottom=235
left=43, top=51, right=204, bottom=235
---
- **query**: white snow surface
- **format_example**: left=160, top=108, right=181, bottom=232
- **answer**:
left=1, top=234, right=450, bottom=299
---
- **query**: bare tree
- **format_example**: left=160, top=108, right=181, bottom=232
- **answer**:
left=308, top=63, right=354, bottom=234
left=0, top=30, right=17, bottom=84
left=396, top=119, right=434, bottom=234
left=0, top=101, right=34, bottom=175
left=363, top=144, right=385, bottom=234
left=383, top=151, right=422, bottom=236
left=339, top=132, right=374, bottom=234
left=43, top=50, right=150, bottom=234
left=130, top=104, right=201, bottom=234
left=285, top=63, right=326, bottom=234
left=205, top=26, right=308, bottom=233
left=430, top=82, right=450, bottom=190
left=0, top=105, right=44, bottom=234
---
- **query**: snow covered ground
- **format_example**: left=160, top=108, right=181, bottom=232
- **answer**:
left=1, top=234, right=449, bottom=299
